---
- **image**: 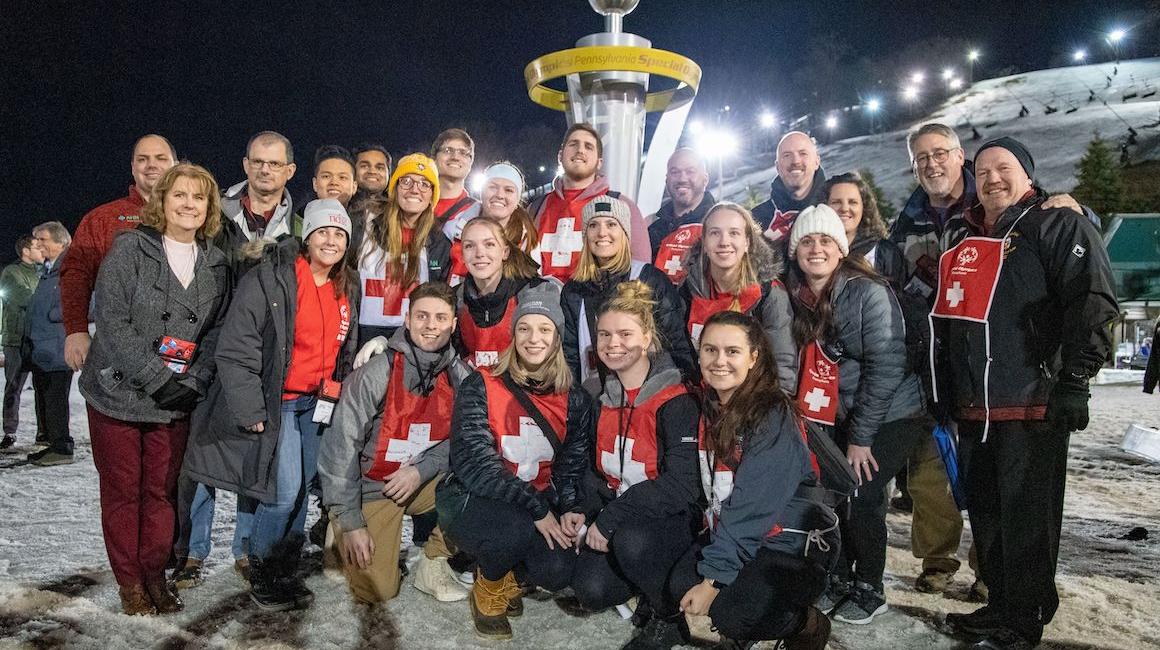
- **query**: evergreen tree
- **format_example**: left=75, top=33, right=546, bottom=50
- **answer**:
left=1072, top=136, right=1124, bottom=229
left=858, top=168, right=896, bottom=217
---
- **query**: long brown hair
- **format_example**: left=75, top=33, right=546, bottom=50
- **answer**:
left=787, top=255, right=881, bottom=348
left=460, top=217, right=538, bottom=281
left=821, top=172, right=888, bottom=241
left=699, top=310, right=792, bottom=463
left=364, top=192, right=437, bottom=286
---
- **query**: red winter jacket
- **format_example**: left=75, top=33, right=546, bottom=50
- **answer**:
left=60, top=186, right=146, bottom=335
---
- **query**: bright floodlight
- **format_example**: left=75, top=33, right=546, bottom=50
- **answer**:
left=911, top=71, right=925, bottom=85
left=1073, top=49, right=1087, bottom=62
left=968, top=50, right=980, bottom=61
left=760, top=112, right=777, bottom=128
left=470, top=172, right=486, bottom=194
left=942, top=68, right=954, bottom=80
left=903, top=86, right=919, bottom=101
left=825, top=116, right=838, bottom=130
left=538, top=165, right=547, bottom=173
left=1108, top=29, right=1126, bottom=43
left=949, top=78, right=964, bottom=90
left=689, top=119, right=705, bottom=135
left=866, top=98, right=881, bottom=112
left=696, top=129, right=738, bottom=160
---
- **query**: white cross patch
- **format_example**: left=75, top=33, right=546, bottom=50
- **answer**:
left=501, top=416, right=556, bottom=481
left=474, top=350, right=499, bottom=368
left=662, top=256, right=683, bottom=277
left=540, top=217, right=584, bottom=266
left=385, top=423, right=434, bottom=464
left=946, top=281, right=965, bottom=308
left=601, top=436, right=649, bottom=496
left=803, top=387, right=831, bottom=412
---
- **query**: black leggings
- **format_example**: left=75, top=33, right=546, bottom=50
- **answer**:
left=443, top=495, right=575, bottom=590
left=571, top=514, right=699, bottom=611
left=667, top=541, right=834, bottom=641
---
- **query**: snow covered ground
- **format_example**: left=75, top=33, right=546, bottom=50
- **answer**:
left=719, top=58, right=1160, bottom=208
left=1, top=378, right=1157, bottom=649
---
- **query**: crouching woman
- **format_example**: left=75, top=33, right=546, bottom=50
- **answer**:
left=438, top=283, right=594, bottom=640
left=666, top=311, right=837, bottom=650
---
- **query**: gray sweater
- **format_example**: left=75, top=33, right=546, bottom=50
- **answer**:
left=318, top=329, right=471, bottom=531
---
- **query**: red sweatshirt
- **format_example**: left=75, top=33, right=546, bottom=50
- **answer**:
left=283, top=256, right=351, bottom=399
left=60, top=186, right=146, bottom=335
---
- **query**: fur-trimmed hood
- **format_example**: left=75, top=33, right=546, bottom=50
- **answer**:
left=682, top=229, right=783, bottom=298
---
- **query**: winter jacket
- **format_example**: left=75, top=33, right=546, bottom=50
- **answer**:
left=78, top=227, right=230, bottom=423
left=647, top=191, right=716, bottom=261
left=932, top=190, right=1118, bottom=422
left=849, top=234, right=908, bottom=292
left=562, top=262, right=697, bottom=386
left=0, top=261, right=39, bottom=345
left=59, top=186, right=146, bottom=335
left=318, top=328, right=472, bottom=532
left=446, top=370, right=594, bottom=520
left=453, top=275, right=553, bottom=367
left=1145, top=318, right=1160, bottom=394
left=698, top=404, right=836, bottom=586
left=583, top=353, right=701, bottom=538
left=680, top=235, right=797, bottom=391
left=789, top=269, right=923, bottom=447
left=213, top=182, right=301, bottom=279
left=27, top=255, right=68, bottom=372
left=183, top=238, right=360, bottom=502
left=890, top=165, right=976, bottom=295
left=751, top=167, right=827, bottom=246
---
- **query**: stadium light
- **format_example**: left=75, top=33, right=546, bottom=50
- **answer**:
left=903, top=86, right=919, bottom=101
left=760, top=111, right=777, bottom=128
left=470, top=172, right=486, bottom=194
left=538, top=165, right=547, bottom=173
left=866, top=98, right=881, bottom=112
left=689, top=119, right=705, bottom=135
left=695, top=129, right=738, bottom=160
left=825, top=115, right=839, bottom=130
left=1107, top=29, right=1126, bottom=44
left=968, top=50, right=980, bottom=61
left=942, top=68, right=955, bottom=80
left=911, top=71, right=925, bottom=85
left=1073, top=49, right=1087, bottom=62
left=949, top=78, right=964, bottom=90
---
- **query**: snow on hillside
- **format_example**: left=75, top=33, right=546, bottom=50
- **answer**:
left=721, top=58, right=1160, bottom=208
left=1, top=377, right=1158, bottom=648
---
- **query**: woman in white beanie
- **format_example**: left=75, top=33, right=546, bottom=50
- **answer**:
left=785, top=204, right=926, bottom=625
left=183, top=198, right=360, bottom=612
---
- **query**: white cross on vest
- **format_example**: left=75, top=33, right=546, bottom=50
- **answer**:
left=601, top=436, right=649, bottom=495
left=474, top=350, right=499, bottom=368
left=946, top=281, right=965, bottom=308
left=385, top=423, right=433, bottom=464
left=541, top=217, right=584, bottom=266
left=803, top=387, right=831, bottom=413
left=662, top=256, right=683, bottom=277
left=698, top=450, right=734, bottom=509
left=501, top=416, right=556, bottom=481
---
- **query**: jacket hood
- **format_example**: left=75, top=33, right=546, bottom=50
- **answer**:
left=683, top=228, right=782, bottom=298
left=386, top=326, right=461, bottom=395
left=598, top=352, right=684, bottom=408
left=768, top=166, right=827, bottom=211
left=550, top=174, right=610, bottom=201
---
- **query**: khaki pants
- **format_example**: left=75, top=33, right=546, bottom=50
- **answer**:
left=908, top=433, right=978, bottom=574
left=330, top=476, right=452, bottom=604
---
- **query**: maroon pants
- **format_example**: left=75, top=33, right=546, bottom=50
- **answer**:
left=88, top=405, right=189, bottom=587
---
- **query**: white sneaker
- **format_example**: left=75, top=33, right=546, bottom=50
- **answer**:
left=413, top=555, right=469, bottom=602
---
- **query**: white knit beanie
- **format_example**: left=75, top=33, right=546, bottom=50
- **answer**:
left=787, top=204, right=849, bottom=259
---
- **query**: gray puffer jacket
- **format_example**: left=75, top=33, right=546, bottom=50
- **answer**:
left=79, top=227, right=230, bottom=423
left=680, top=234, right=798, bottom=392
left=318, top=328, right=472, bottom=532
left=790, top=269, right=923, bottom=447
left=183, top=238, right=360, bottom=502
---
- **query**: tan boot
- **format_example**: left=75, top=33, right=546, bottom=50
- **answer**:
left=144, top=576, right=184, bottom=614
left=499, top=570, right=524, bottom=618
left=119, top=584, right=157, bottom=616
left=469, top=571, right=513, bottom=640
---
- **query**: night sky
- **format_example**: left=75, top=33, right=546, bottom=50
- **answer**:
left=2, top=0, right=1156, bottom=263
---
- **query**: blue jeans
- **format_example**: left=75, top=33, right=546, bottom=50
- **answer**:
left=187, top=483, right=252, bottom=560
left=249, top=396, right=321, bottom=560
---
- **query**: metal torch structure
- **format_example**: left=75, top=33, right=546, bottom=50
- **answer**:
left=524, top=0, right=701, bottom=215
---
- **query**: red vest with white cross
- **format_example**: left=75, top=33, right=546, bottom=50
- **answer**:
left=795, top=340, right=840, bottom=426
left=481, top=373, right=568, bottom=492
left=365, top=352, right=454, bottom=480
left=698, top=426, right=735, bottom=530
left=536, top=191, right=588, bottom=282
left=358, top=232, right=429, bottom=329
left=686, top=282, right=765, bottom=346
left=654, top=223, right=702, bottom=283
left=596, top=384, right=689, bottom=496
left=457, top=297, right=516, bottom=369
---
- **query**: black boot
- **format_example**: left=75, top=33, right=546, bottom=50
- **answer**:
left=248, top=556, right=295, bottom=611
left=621, top=612, right=687, bottom=650
left=783, top=606, right=830, bottom=650
left=947, top=605, right=1005, bottom=636
left=275, top=534, right=314, bottom=609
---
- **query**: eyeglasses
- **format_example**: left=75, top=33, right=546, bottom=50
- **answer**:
left=437, top=146, right=473, bottom=159
left=248, top=158, right=288, bottom=171
left=912, top=147, right=960, bottom=167
left=398, top=176, right=434, bottom=191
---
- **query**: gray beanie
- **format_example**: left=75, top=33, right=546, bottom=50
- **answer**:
left=581, top=194, right=633, bottom=240
left=788, top=204, right=850, bottom=258
left=511, top=281, right=565, bottom=333
left=302, top=198, right=353, bottom=241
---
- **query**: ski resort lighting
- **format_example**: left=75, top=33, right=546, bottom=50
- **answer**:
left=949, top=78, right=964, bottom=90
left=538, top=165, right=547, bottom=173
left=968, top=50, right=980, bottom=61
left=866, top=99, right=881, bottom=112
left=1073, top=49, right=1087, bottom=62
left=470, top=172, right=486, bottom=194
left=825, top=116, right=838, bottom=130
left=695, top=129, right=738, bottom=160
left=1107, top=29, right=1126, bottom=43
left=903, top=86, right=919, bottom=101
left=688, top=119, right=705, bottom=135
left=942, top=68, right=954, bottom=80
left=911, top=71, right=925, bottom=85
left=760, top=111, right=777, bottom=128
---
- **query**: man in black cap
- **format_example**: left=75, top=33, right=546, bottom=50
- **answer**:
left=931, top=137, right=1118, bottom=649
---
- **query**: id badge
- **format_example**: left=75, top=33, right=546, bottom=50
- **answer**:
left=158, top=336, right=197, bottom=374
left=312, top=378, right=342, bottom=424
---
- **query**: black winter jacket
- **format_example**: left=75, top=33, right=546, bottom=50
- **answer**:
left=751, top=168, right=827, bottom=234
left=447, top=370, right=595, bottom=520
left=183, top=238, right=360, bottom=502
left=647, top=191, right=716, bottom=261
left=562, top=262, right=696, bottom=387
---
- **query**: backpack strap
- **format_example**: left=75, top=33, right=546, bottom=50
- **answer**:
left=501, top=375, right=564, bottom=456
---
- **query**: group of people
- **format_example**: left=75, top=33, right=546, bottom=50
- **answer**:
left=0, top=119, right=1119, bottom=650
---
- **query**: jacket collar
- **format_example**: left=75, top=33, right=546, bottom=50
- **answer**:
left=655, top=191, right=716, bottom=226
left=900, top=164, right=977, bottom=224
left=598, top=352, right=683, bottom=407
left=551, top=174, right=609, bottom=201
left=768, top=167, right=827, bottom=212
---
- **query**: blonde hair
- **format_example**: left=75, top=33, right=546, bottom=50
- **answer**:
left=461, top=217, right=538, bottom=280
left=365, top=193, right=437, bottom=286
left=491, top=323, right=573, bottom=394
left=597, top=280, right=661, bottom=352
left=571, top=219, right=631, bottom=283
left=701, top=202, right=760, bottom=309
left=140, top=163, right=223, bottom=239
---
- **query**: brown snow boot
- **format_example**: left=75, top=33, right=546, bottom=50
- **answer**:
left=470, top=571, right=513, bottom=640
left=783, top=606, right=830, bottom=650
left=500, top=570, right=524, bottom=617
left=119, top=584, right=158, bottom=616
left=144, top=576, right=184, bottom=614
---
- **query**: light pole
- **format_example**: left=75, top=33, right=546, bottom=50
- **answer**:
left=1073, top=49, right=1087, bottom=63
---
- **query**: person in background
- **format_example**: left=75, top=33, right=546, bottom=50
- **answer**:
left=648, top=148, right=715, bottom=284
left=1, top=235, right=44, bottom=451
left=752, top=131, right=827, bottom=245
left=25, top=222, right=74, bottom=466
left=431, top=128, right=481, bottom=237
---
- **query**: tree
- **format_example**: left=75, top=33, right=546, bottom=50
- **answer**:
left=1072, top=136, right=1124, bottom=229
left=858, top=169, right=896, bottom=218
